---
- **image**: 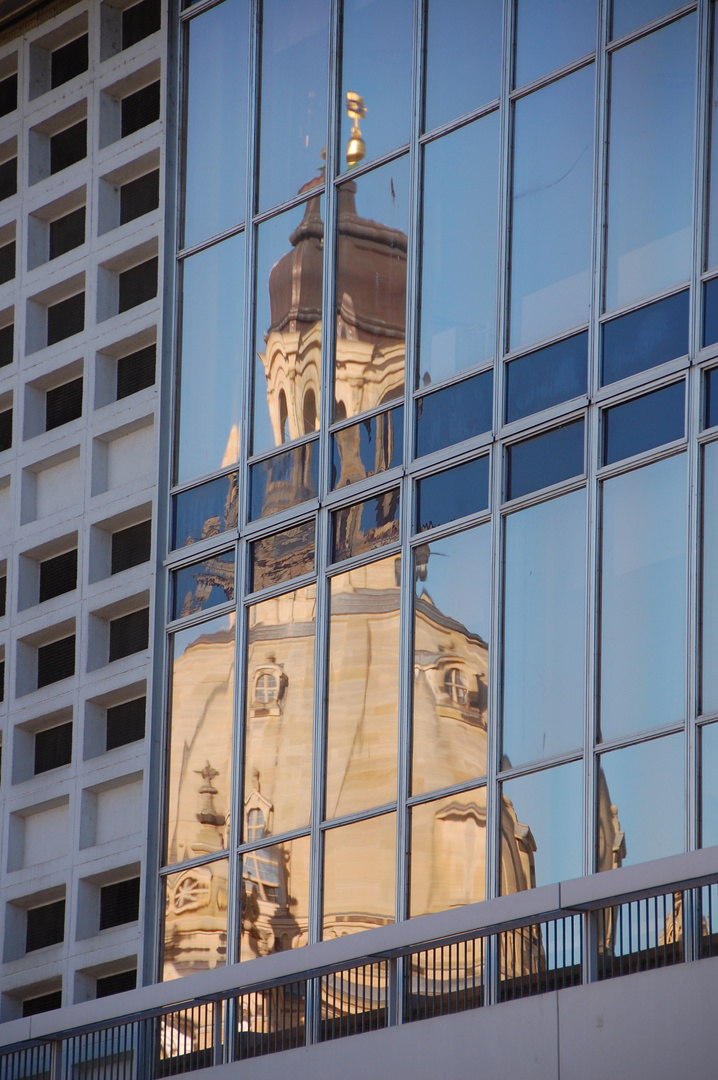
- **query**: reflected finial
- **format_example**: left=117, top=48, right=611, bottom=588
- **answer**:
left=346, top=91, right=367, bottom=168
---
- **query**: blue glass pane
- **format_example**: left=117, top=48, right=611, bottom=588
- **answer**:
left=506, top=332, right=587, bottom=423
left=705, top=368, right=718, bottom=430
left=172, top=473, right=238, bottom=550
left=416, top=370, right=493, bottom=458
left=331, top=407, right=403, bottom=489
left=507, top=420, right=584, bottom=500
left=707, top=12, right=718, bottom=269
left=172, top=550, right=235, bottom=620
left=603, top=382, right=684, bottom=466
left=602, top=290, right=688, bottom=386
left=416, top=456, right=489, bottom=533
left=501, top=761, right=583, bottom=891
left=611, top=0, right=679, bottom=39
left=424, top=0, right=501, bottom=131
left=515, top=0, right=595, bottom=88
left=703, top=277, right=718, bottom=348
left=332, top=489, right=400, bottom=561
left=701, top=443, right=718, bottom=712
left=250, top=441, right=319, bottom=520
left=702, top=723, right=718, bottom=846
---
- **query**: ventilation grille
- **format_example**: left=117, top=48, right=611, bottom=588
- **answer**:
left=0, top=157, right=17, bottom=201
left=47, top=293, right=84, bottom=346
left=123, top=0, right=160, bottom=48
left=51, top=35, right=88, bottom=89
left=22, top=990, right=62, bottom=1017
left=0, top=408, right=11, bottom=451
left=26, top=900, right=65, bottom=952
left=121, top=81, right=160, bottom=138
left=37, top=635, right=75, bottom=688
left=50, top=119, right=86, bottom=174
left=45, top=377, right=83, bottom=430
left=100, top=878, right=140, bottom=930
left=0, top=73, right=17, bottom=118
left=117, top=343, right=156, bottom=399
left=106, top=696, right=146, bottom=751
left=34, top=721, right=72, bottom=775
left=50, top=206, right=85, bottom=260
left=0, top=323, right=13, bottom=366
left=109, top=609, right=149, bottom=662
left=39, top=548, right=77, bottom=602
left=0, top=240, right=15, bottom=284
left=118, top=257, right=157, bottom=312
left=111, top=519, right=151, bottom=573
left=120, top=169, right=159, bottom=225
left=97, top=969, right=137, bottom=999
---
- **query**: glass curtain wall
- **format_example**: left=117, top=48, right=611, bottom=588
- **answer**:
left=162, top=0, right=718, bottom=981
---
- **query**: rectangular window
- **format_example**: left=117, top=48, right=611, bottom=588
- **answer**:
left=506, top=420, right=584, bottom=500
left=172, top=473, right=238, bottom=549
left=116, top=343, right=156, bottom=399
left=331, top=407, right=402, bottom=489
left=45, top=377, right=83, bottom=430
left=0, top=574, right=6, bottom=616
left=50, top=35, right=88, bottom=88
left=602, top=382, right=684, bottom=466
left=37, top=635, right=75, bottom=688
left=118, top=257, right=158, bottom=312
left=39, top=548, right=77, bottom=602
left=47, top=293, right=84, bottom=345
left=250, top=519, right=315, bottom=592
left=26, top=900, right=65, bottom=952
left=332, top=489, right=400, bottom=562
left=0, top=73, right=17, bottom=117
left=99, top=878, right=140, bottom=930
left=22, top=990, right=61, bottom=1017
left=106, top=697, right=146, bottom=751
left=121, top=82, right=160, bottom=137
left=172, top=549, right=234, bottom=620
left=34, top=722, right=72, bottom=774
left=0, top=157, right=17, bottom=200
left=416, top=456, right=489, bottom=532
left=111, top=520, right=151, bottom=574
left=602, top=290, right=689, bottom=387
left=506, top=332, right=587, bottom=424
left=109, top=608, right=149, bottom=662
left=0, top=323, right=13, bottom=366
left=120, top=170, right=159, bottom=225
left=49, top=206, right=85, bottom=260
left=50, top=119, right=87, bottom=174
left=123, top=0, right=161, bottom=49
left=97, top=970, right=137, bottom=998
left=0, top=239, right=15, bottom=284
left=0, top=407, right=11, bottom=451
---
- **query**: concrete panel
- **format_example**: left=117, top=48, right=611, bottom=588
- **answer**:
left=106, top=422, right=153, bottom=490
left=35, top=453, right=80, bottom=519
left=23, top=800, right=69, bottom=867
left=95, top=779, right=143, bottom=845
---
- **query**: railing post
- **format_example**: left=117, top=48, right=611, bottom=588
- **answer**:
left=49, top=1038, right=63, bottom=1080
left=583, top=910, right=599, bottom=985
left=387, top=956, right=402, bottom=1027
left=213, top=998, right=224, bottom=1067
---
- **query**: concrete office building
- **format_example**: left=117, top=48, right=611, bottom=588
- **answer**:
left=2, top=0, right=718, bottom=1077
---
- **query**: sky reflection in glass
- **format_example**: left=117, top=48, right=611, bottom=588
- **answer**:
left=515, top=0, right=595, bottom=88
left=501, top=761, right=583, bottom=891
left=424, top=0, right=501, bottom=131
left=702, top=442, right=718, bottom=714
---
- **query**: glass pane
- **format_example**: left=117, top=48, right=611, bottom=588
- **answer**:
left=332, top=489, right=400, bottom=562
left=605, top=16, right=695, bottom=312
left=415, top=371, right=492, bottom=458
left=331, top=406, right=403, bottom=489
left=503, top=490, right=586, bottom=767
left=424, top=0, right=501, bottom=131
left=340, top=0, right=412, bottom=168
left=420, top=113, right=499, bottom=384
left=239, top=835, right=310, bottom=960
left=165, top=615, right=235, bottom=865
left=515, top=0, right=595, bottom=88
left=326, top=558, right=400, bottom=817
left=253, top=197, right=323, bottom=456
left=172, top=550, right=235, bottom=620
left=597, top=734, right=684, bottom=869
left=702, top=442, right=718, bottom=713
left=177, top=233, right=244, bottom=485
left=600, top=455, right=686, bottom=741
left=413, top=526, right=491, bottom=796
left=703, top=277, right=718, bottom=348
left=603, top=382, right=684, bottom=466
left=172, top=474, right=238, bottom=550
left=505, top=332, right=587, bottom=424
left=250, top=520, right=315, bottom=592
left=162, top=858, right=229, bottom=979
left=416, top=456, right=489, bottom=532
left=335, top=157, right=408, bottom=421
left=612, top=0, right=679, bottom=39
left=249, top=442, right=319, bottom=521
left=507, top=420, right=584, bottom=500
left=509, top=64, right=594, bottom=349
left=323, top=813, right=396, bottom=937
left=258, top=0, right=328, bottom=212
left=410, top=788, right=487, bottom=917
left=500, top=761, right=583, bottom=892
left=708, top=9, right=718, bottom=269
left=706, top=368, right=718, bottom=430
left=244, top=588, right=315, bottom=836
left=602, top=290, right=688, bottom=386
left=701, top=723, right=718, bottom=847
left=184, top=0, right=248, bottom=247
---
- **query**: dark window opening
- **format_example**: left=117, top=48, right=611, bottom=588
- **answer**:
left=22, top=990, right=62, bottom=1017
left=122, top=0, right=160, bottom=48
left=47, top=293, right=84, bottom=346
left=0, top=323, right=13, bottom=366
left=121, top=81, right=160, bottom=138
left=100, top=878, right=140, bottom=930
left=0, top=73, right=17, bottom=117
left=118, top=257, right=158, bottom=312
left=0, top=408, right=11, bottom=451
left=0, top=574, right=6, bottom=616
left=111, top=520, right=151, bottom=574
left=50, top=35, right=88, bottom=89
left=34, top=721, right=72, bottom=775
left=45, top=377, right=83, bottom=430
left=117, top=343, right=155, bottom=399
left=109, top=609, right=149, bottom=662
left=0, top=240, right=15, bottom=284
left=97, top=969, right=136, bottom=998
left=49, top=206, right=85, bottom=260
left=0, top=157, right=17, bottom=200
left=39, top=548, right=77, bottom=602
left=50, top=119, right=86, bottom=174
left=0, top=659, right=4, bottom=702
left=37, top=635, right=75, bottom=688
left=120, top=170, right=159, bottom=225
left=26, top=900, right=65, bottom=952
left=106, top=696, right=146, bottom=751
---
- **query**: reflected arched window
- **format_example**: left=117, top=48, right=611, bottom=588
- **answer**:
left=303, top=388, right=317, bottom=434
left=246, top=807, right=266, bottom=843
left=278, top=389, right=288, bottom=443
left=444, top=667, right=468, bottom=705
left=255, top=672, right=278, bottom=703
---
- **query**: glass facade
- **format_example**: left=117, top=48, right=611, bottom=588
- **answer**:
left=162, top=0, right=718, bottom=978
